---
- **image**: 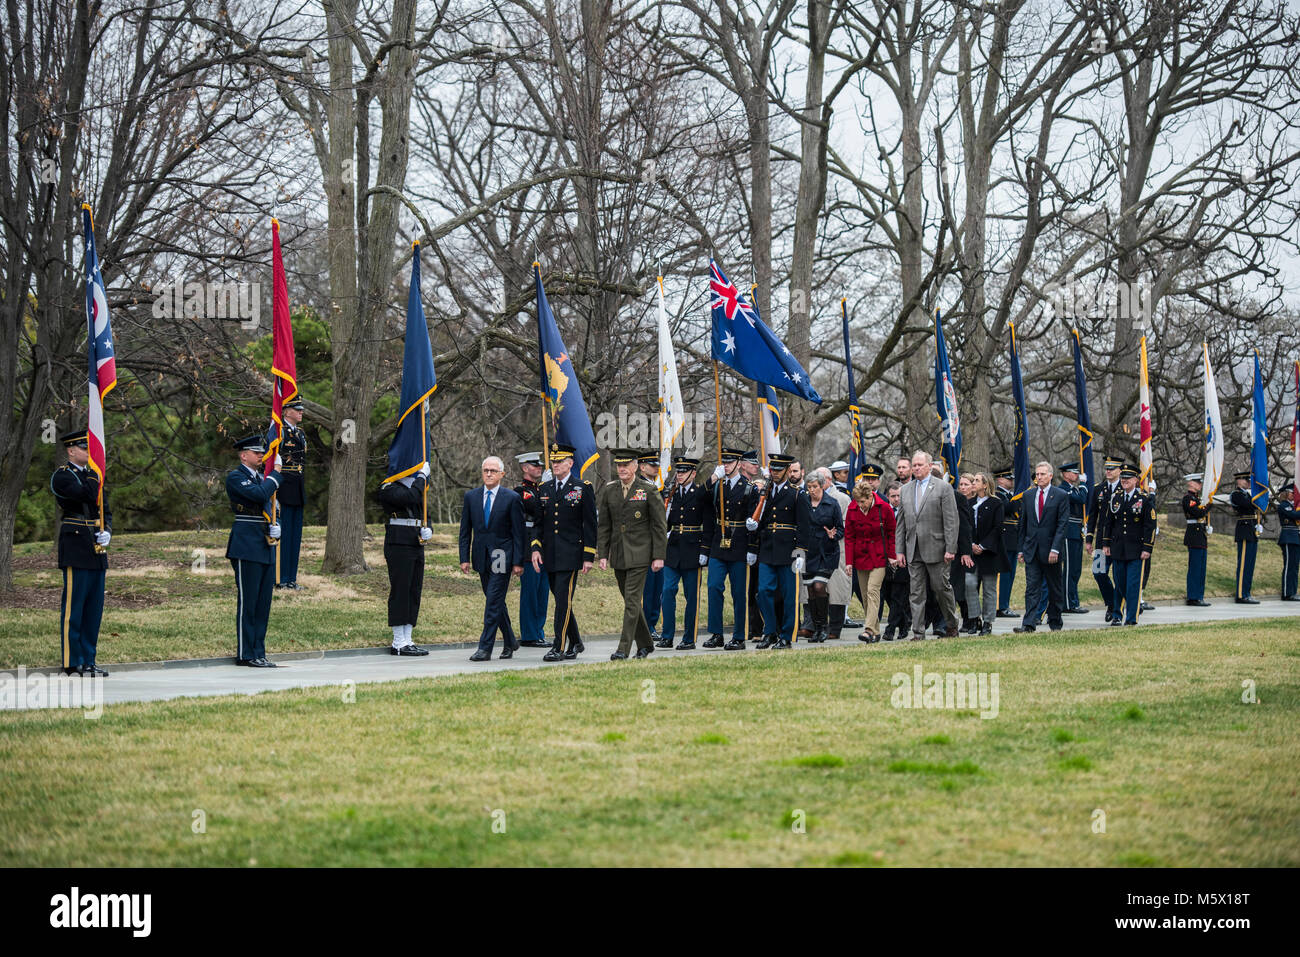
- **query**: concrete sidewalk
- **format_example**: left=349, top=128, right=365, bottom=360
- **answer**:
left=4, top=597, right=1298, bottom=710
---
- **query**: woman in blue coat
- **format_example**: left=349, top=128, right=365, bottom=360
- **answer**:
left=796, top=472, right=845, bottom=643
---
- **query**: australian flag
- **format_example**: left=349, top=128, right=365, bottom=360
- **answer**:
left=81, top=204, right=117, bottom=505
left=536, top=262, right=599, bottom=476
left=934, top=308, right=961, bottom=480
left=709, top=260, right=821, bottom=404
left=386, top=242, right=438, bottom=483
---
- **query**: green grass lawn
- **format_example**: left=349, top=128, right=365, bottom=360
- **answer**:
left=0, top=616, right=1295, bottom=866
left=0, top=519, right=1287, bottom=668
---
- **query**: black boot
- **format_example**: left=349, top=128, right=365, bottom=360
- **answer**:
left=828, top=603, right=845, bottom=639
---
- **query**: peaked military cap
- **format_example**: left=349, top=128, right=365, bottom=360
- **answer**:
left=767, top=453, right=795, bottom=469
left=720, top=446, right=745, bottom=462
left=515, top=451, right=543, bottom=466
left=611, top=448, right=640, bottom=465
left=59, top=429, right=89, bottom=448
left=549, top=442, right=576, bottom=460
left=234, top=434, right=267, bottom=454
left=1233, top=469, right=1252, bottom=480
left=862, top=463, right=883, bottom=479
left=673, top=455, right=700, bottom=470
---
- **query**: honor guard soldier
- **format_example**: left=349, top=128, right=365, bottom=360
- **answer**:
left=597, top=448, right=667, bottom=660
left=751, top=452, right=801, bottom=648
left=531, top=442, right=597, bottom=661
left=1229, top=468, right=1261, bottom=603
left=1100, top=465, right=1156, bottom=626
left=994, top=468, right=1019, bottom=617
left=1182, top=472, right=1212, bottom=606
left=656, top=455, right=715, bottom=650
left=226, top=434, right=284, bottom=666
left=374, top=460, right=433, bottom=656
left=270, top=398, right=308, bottom=589
left=50, top=429, right=112, bottom=676
left=1057, top=462, right=1090, bottom=613
left=1085, top=458, right=1124, bottom=621
left=829, top=460, right=851, bottom=493
left=1276, top=479, right=1299, bottom=601
left=513, top=451, right=551, bottom=647
left=704, top=447, right=759, bottom=649
left=740, top=449, right=767, bottom=639
left=638, top=451, right=666, bottom=640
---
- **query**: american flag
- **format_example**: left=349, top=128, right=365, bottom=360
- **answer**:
left=82, top=204, right=117, bottom=512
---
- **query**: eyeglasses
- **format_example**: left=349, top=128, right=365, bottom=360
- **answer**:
left=482, top=468, right=502, bottom=473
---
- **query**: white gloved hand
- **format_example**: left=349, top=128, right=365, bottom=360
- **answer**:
left=1149, top=478, right=1157, bottom=492
left=1256, top=523, right=1264, bottom=536
left=1206, top=525, right=1213, bottom=535
left=541, top=469, right=553, bottom=483
left=713, top=464, right=725, bottom=480
left=745, top=517, right=758, bottom=532
left=95, top=531, right=111, bottom=547
left=792, top=555, right=805, bottom=575
left=420, top=526, right=433, bottom=542
left=1079, top=471, right=1088, bottom=483
left=698, top=553, right=708, bottom=566
left=746, top=552, right=757, bottom=566
left=761, top=467, right=770, bottom=479
left=418, top=462, right=431, bottom=479
left=268, top=523, right=282, bottom=539
left=274, top=453, right=283, bottom=471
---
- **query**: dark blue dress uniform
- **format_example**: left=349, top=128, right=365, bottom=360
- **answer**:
left=513, top=452, right=550, bottom=645
left=225, top=437, right=283, bottom=665
left=374, top=473, right=429, bottom=649
left=994, top=472, right=1019, bottom=614
left=1276, top=483, right=1299, bottom=600
left=657, top=459, right=716, bottom=649
left=1058, top=466, right=1090, bottom=612
left=1086, top=462, right=1123, bottom=620
left=705, top=449, right=759, bottom=649
left=1182, top=476, right=1211, bottom=605
left=638, top=453, right=665, bottom=636
left=50, top=431, right=111, bottom=676
left=1100, top=475, right=1156, bottom=625
left=531, top=444, right=598, bottom=661
left=268, top=403, right=307, bottom=588
left=1230, top=472, right=1261, bottom=602
left=755, top=454, right=800, bottom=647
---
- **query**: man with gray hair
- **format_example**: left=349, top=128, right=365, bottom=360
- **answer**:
left=460, top=455, right=527, bottom=660
left=893, top=450, right=960, bottom=640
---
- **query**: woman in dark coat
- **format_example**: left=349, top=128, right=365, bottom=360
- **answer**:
left=795, top=472, right=844, bottom=643
left=968, top=472, right=1004, bottom=634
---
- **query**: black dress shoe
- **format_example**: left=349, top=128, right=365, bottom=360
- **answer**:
left=1124, top=621, right=1138, bottom=626
left=1140, top=601, right=1155, bottom=611
left=655, top=637, right=674, bottom=648
left=469, top=651, right=492, bottom=662
left=723, top=637, right=746, bottom=650
left=634, top=646, right=654, bottom=659
left=542, top=649, right=563, bottom=662
left=1012, top=625, right=1036, bottom=634
left=1049, top=625, right=1063, bottom=632
left=572, top=640, right=585, bottom=654
left=755, top=634, right=777, bottom=649
left=610, top=651, right=628, bottom=660
left=996, top=609, right=1017, bottom=618
left=881, top=630, right=895, bottom=642
left=247, top=658, right=276, bottom=668
left=235, top=658, right=254, bottom=666
left=1235, top=597, right=1260, bottom=604
left=62, top=666, right=80, bottom=676
left=1062, top=607, right=1088, bottom=614
left=844, top=617, right=864, bottom=628
left=980, top=624, right=993, bottom=635
left=563, top=647, right=578, bottom=660
left=1185, top=599, right=1211, bottom=607
left=675, top=641, right=696, bottom=650
left=519, top=639, right=550, bottom=648
left=80, top=664, right=109, bottom=677
left=391, top=644, right=429, bottom=656
left=702, top=634, right=724, bottom=648
left=775, top=637, right=792, bottom=649
left=1109, top=618, right=1123, bottom=626
left=1282, top=596, right=1300, bottom=602
left=499, top=648, right=514, bottom=660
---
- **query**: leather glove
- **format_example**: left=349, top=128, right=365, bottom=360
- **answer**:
left=95, top=531, right=111, bottom=547
left=791, top=554, right=805, bottom=575
left=418, top=462, right=431, bottom=479
left=420, top=526, right=433, bottom=542
left=698, top=553, right=708, bottom=566
left=745, top=517, right=759, bottom=532
left=268, top=523, right=282, bottom=539
left=746, top=552, right=757, bottom=566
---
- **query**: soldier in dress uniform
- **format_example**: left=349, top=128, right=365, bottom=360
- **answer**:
left=1181, top=472, right=1212, bottom=607
left=1057, top=462, right=1090, bottom=614
left=531, top=442, right=597, bottom=661
left=829, top=460, right=851, bottom=493
left=1100, top=465, right=1156, bottom=626
left=597, top=448, right=667, bottom=660
left=704, top=447, right=759, bottom=650
left=50, top=429, right=112, bottom=676
left=513, top=451, right=551, bottom=647
left=740, top=449, right=767, bottom=639
left=751, top=452, right=800, bottom=648
left=374, top=460, right=433, bottom=656
left=656, top=455, right=714, bottom=650
left=1229, top=468, right=1261, bottom=604
left=638, top=451, right=666, bottom=640
left=993, top=468, right=1020, bottom=617
left=226, top=434, right=285, bottom=666
left=1276, top=479, right=1299, bottom=601
left=269, top=398, right=308, bottom=590
left=1085, top=458, right=1124, bottom=621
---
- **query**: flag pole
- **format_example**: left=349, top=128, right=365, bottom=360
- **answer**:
left=713, top=359, right=725, bottom=543
left=421, top=403, right=428, bottom=531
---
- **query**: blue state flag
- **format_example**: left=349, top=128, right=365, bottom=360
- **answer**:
left=1071, top=328, right=1094, bottom=493
left=1251, top=352, right=1270, bottom=514
left=709, top=260, right=821, bottom=404
left=536, top=263, right=599, bottom=477
left=934, top=309, right=962, bottom=481
left=841, top=299, right=866, bottom=479
left=385, top=242, right=437, bottom=482
left=1009, top=323, right=1032, bottom=500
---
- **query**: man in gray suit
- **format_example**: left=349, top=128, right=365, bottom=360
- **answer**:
left=894, top=450, right=960, bottom=640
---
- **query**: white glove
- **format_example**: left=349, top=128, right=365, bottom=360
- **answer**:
left=268, top=523, right=282, bottom=539
left=792, top=555, right=805, bottom=574
left=420, top=526, right=433, bottom=542
left=761, top=467, right=770, bottom=479
left=541, top=469, right=553, bottom=483
left=698, top=553, right=708, bottom=566
left=1206, top=525, right=1213, bottom=535
left=274, top=453, right=283, bottom=471
left=1079, top=472, right=1088, bottom=483
left=1256, top=523, right=1264, bottom=536
left=713, top=464, right=725, bottom=480
left=746, top=552, right=757, bottom=566
left=418, top=462, right=430, bottom=479
left=745, top=518, right=758, bottom=532
left=1149, top=478, right=1157, bottom=492
left=95, top=531, right=111, bottom=547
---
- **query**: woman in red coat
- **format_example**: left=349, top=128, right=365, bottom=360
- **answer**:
left=844, top=478, right=897, bottom=642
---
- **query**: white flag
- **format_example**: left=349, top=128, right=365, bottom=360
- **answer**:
left=1202, top=342, right=1224, bottom=498
left=657, top=276, right=684, bottom=488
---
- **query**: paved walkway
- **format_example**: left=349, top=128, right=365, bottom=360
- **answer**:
left=4, top=598, right=1298, bottom=710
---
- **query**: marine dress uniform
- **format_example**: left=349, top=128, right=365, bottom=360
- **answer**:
left=532, top=443, right=598, bottom=661
left=269, top=399, right=308, bottom=589
left=1181, top=473, right=1212, bottom=606
left=513, top=451, right=550, bottom=646
left=596, top=449, right=668, bottom=659
left=1100, top=467, right=1156, bottom=626
left=705, top=447, right=759, bottom=650
left=753, top=453, right=801, bottom=648
left=1230, top=470, right=1261, bottom=603
left=50, top=429, right=112, bottom=676
left=1276, top=480, right=1300, bottom=601
left=656, top=456, right=715, bottom=650
left=226, top=434, right=283, bottom=666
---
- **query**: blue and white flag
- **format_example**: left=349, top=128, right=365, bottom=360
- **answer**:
left=934, top=308, right=961, bottom=481
left=385, top=242, right=437, bottom=482
left=536, top=262, right=599, bottom=477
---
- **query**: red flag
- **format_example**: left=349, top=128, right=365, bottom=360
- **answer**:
left=264, top=218, right=297, bottom=476
left=82, top=204, right=117, bottom=515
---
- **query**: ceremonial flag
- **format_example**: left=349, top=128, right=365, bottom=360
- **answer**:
left=1251, top=351, right=1270, bottom=514
left=1008, top=322, right=1032, bottom=500
left=1291, top=360, right=1299, bottom=506
left=758, top=384, right=782, bottom=461
left=1201, top=342, right=1224, bottom=500
left=1138, top=335, right=1154, bottom=491
left=536, top=262, right=599, bottom=476
left=385, top=242, right=437, bottom=483
left=264, top=219, right=298, bottom=477
left=81, top=204, right=117, bottom=517
left=934, top=308, right=961, bottom=481
left=842, top=298, right=866, bottom=479
left=1070, top=329, right=1094, bottom=490
left=709, top=259, right=822, bottom=404
left=657, top=275, right=685, bottom=488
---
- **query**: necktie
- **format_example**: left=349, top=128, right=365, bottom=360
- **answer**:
left=1037, top=488, right=1045, bottom=521
left=485, top=488, right=494, bottom=518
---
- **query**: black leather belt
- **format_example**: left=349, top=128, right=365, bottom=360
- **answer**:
left=671, top=525, right=703, bottom=532
left=769, top=523, right=796, bottom=530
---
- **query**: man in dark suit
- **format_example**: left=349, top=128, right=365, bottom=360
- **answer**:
left=50, top=429, right=112, bottom=676
left=1013, top=461, right=1070, bottom=634
left=461, top=455, right=527, bottom=661
left=1101, top=465, right=1157, bottom=625
left=531, top=443, right=598, bottom=661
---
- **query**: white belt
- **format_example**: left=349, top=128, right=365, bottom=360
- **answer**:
left=1186, top=520, right=1204, bottom=525
left=389, top=518, right=420, bottom=527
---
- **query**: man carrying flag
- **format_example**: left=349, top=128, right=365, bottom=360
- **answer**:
left=998, top=323, right=1032, bottom=617
left=1280, top=361, right=1300, bottom=601
left=1185, top=342, right=1224, bottom=607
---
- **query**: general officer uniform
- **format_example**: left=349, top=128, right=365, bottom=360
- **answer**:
left=514, top=451, right=551, bottom=646
left=532, top=443, right=598, bottom=661
left=704, top=447, right=758, bottom=650
left=226, top=434, right=283, bottom=666
left=754, top=453, right=800, bottom=648
left=1100, top=466, right=1156, bottom=626
left=596, top=449, right=668, bottom=659
left=1181, top=472, right=1212, bottom=606
left=994, top=469, right=1020, bottom=616
left=1230, top=469, right=1261, bottom=603
left=1085, top=458, right=1124, bottom=621
left=269, top=399, right=307, bottom=589
left=50, top=429, right=112, bottom=676
left=656, top=455, right=715, bottom=650
left=374, top=464, right=432, bottom=656
left=1276, top=480, right=1299, bottom=601
left=1058, top=463, right=1090, bottom=613
left=638, top=451, right=665, bottom=639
